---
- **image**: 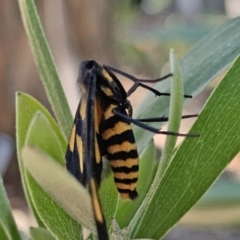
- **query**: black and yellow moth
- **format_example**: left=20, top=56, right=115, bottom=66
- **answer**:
left=65, top=60, right=197, bottom=240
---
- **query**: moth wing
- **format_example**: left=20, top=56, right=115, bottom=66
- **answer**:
left=65, top=71, right=108, bottom=240
left=85, top=73, right=108, bottom=240
left=66, top=101, right=88, bottom=185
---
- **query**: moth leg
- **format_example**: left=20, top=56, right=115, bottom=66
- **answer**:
left=104, top=65, right=192, bottom=98
left=126, top=81, right=192, bottom=98
left=104, top=65, right=172, bottom=83
left=113, top=108, right=199, bottom=137
left=126, top=81, right=172, bottom=97
left=137, top=114, right=198, bottom=122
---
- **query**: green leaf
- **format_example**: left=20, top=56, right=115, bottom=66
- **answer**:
left=0, top=178, right=22, bottom=240
left=16, top=92, right=66, bottom=154
left=30, top=227, right=56, bottom=240
left=126, top=50, right=186, bottom=236
left=19, top=232, right=29, bottom=240
left=116, top=140, right=158, bottom=228
left=16, top=92, right=66, bottom=226
left=159, top=49, right=184, bottom=175
left=18, top=0, right=72, bottom=138
left=99, top=164, right=119, bottom=229
left=22, top=145, right=95, bottom=238
left=134, top=17, right=240, bottom=155
left=0, top=225, right=10, bottom=240
left=26, top=173, right=83, bottom=240
left=130, top=55, right=240, bottom=239
left=25, top=111, right=65, bottom=165
left=134, top=239, right=154, bottom=240
left=23, top=109, right=84, bottom=239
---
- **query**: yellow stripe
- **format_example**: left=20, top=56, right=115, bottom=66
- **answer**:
left=114, top=171, right=138, bottom=179
left=107, top=141, right=137, bottom=154
left=90, top=178, right=103, bottom=223
left=100, top=86, right=113, bottom=96
left=80, top=85, right=87, bottom=94
left=95, top=136, right=101, bottom=164
left=120, top=193, right=131, bottom=199
left=115, top=182, right=136, bottom=190
left=79, top=98, right=87, bottom=120
left=76, top=135, right=84, bottom=173
left=102, top=122, right=131, bottom=140
left=102, top=69, right=113, bottom=82
left=110, top=158, right=139, bottom=168
left=94, top=100, right=101, bottom=163
left=69, top=124, right=76, bottom=152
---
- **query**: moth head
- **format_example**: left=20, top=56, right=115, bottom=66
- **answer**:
left=78, top=60, right=101, bottom=86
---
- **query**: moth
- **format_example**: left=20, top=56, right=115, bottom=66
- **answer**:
left=65, top=60, right=197, bottom=240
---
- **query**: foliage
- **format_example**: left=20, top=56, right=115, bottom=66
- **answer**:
left=1, top=0, right=240, bottom=239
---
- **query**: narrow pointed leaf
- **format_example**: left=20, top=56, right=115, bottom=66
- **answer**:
left=25, top=111, right=65, bottom=165
left=16, top=92, right=66, bottom=226
left=22, top=146, right=95, bottom=235
left=30, top=227, right=56, bottom=240
left=134, top=17, right=240, bottom=155
left=131, top=55, right=240, bottom=239
left=159, top=49, right=184, bottom=175
left=127, top=50, right=185, bottom=236
left=99, top=168, right=119, bottom=229
left=0, top=178, right=22, bottom=240
left=18, top=0, right=72, bottom=138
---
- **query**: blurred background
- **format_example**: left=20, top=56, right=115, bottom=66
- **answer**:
left=1, top=0, right=240, bottom=239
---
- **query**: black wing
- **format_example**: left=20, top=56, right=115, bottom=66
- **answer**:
left=65, top=69, right=109, bottom=240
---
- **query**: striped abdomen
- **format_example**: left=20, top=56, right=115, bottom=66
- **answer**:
left=101, top=104, right=139, bottom=200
